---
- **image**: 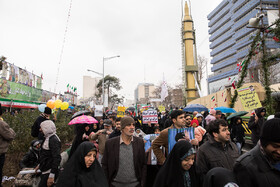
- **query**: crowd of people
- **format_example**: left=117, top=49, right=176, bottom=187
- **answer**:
left=0, top=105, right=280, bottom=187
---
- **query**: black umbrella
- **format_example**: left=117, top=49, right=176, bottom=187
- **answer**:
left=226, top=111, right=248, bottom=120
left=71, top=110, right=91, bottom=120
left=127, top=107, right=135, bottom=111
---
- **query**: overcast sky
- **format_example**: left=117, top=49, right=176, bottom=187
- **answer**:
left=0, top=0, right=222, bottom=100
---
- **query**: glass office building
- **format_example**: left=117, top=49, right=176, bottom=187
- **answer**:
left=207, top=0, right=279, bottom=93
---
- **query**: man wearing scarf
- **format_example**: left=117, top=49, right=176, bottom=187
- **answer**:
left=234, top=118, right=280, bottom=187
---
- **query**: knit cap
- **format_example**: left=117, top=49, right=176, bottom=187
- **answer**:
left=260, top=118, right=280, bottom=143
left=191, top=119, right=199, bottom=127
left=120, top=116, right=135, bottom=129
left=44, top=107, right=52, bottom=115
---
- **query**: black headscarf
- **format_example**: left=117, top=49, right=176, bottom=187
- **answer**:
left=92, top=123, right=99, bottom=133
left=153, top=141, right=199, bottom=187
left=56, top=142, right=108, bottom=187
left=69, top=123, right=88, bottom=158
left=203, top=167, right=238, bottom=187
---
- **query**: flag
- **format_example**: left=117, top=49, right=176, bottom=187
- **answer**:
left=161, top=79, right=168, bottom=102
left=211, top=96, right=215, bottom=102
left=232, top=81, right=236, bottom=89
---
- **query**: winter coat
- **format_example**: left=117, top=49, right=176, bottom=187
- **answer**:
left=248, top=107, right=266, bottom=144
left=90, top=129, right=112, bottom=155
left=196, top=134, right=239, bottom=182
left=39, top=120, right=61, bottom=177
left=31, top=114, right=48, bottom=140
left=108, top=129, right=121, bottom=139
left=0, top=119, right=16, bottom=154
left=20, top=147, right=40, bottom=169
left=152, top=125, right=176, bottom=165
left=39, top=135, right=61, bottom=174
left=230, top=117, right=245, bottom=143
left=194, top=126, right=206, bottom=143
left=234, top=144, right=280, bottom=187
left=102, top=136, right=146, bottom=187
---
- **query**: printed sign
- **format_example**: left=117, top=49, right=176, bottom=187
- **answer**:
left=168, top=127, right=195, bottom=154
left=142, top=109, right=158, bottom=124
left=158, top=105, right=165, bottom=112
left=238, top=86, right=262, bottom=111
left=117, top=106, right=125, bottom=117
left=94, top=105, right=103, bottom=117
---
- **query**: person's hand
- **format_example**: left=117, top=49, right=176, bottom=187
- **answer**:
left=148, top=122, right=152, bottom=127
left=106, top=131, right=112, bottom=135
left=190, top=139, right=199, bottom=146
left=47, top=177, right=54, bottom=187
left=97, top=130, right=102, bottom=135
left=255, top=115, right=258, bottom=123
left=34, top=165, right=39, bottom=174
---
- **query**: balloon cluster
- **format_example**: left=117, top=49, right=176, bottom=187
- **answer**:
left=38, top=99, right=71, bottom=113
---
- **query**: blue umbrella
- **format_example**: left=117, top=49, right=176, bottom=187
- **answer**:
left=214, top=106, right=236, bottom=113
left=183, top=104, right=208, bottom=113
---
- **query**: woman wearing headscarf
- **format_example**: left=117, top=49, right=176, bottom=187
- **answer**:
left=37, top=120, right=61, bottom=187
left=56, top=141, right=108, bottom=187
left=203, top=167, right=239, bottom=187
left=153, top=141, right=199, bottom=187
left=69, top=123, right=88, bottom=158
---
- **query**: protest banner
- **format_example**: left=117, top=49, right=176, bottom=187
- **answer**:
left=168, top=127, right=195, bottom=154
left=238, top=85, right=262, bottom=111
left=94, top=105, right=103, bottom=117
left=117, top=106, right=125, bottom=117
left=142, top=109, right=158, bottom=124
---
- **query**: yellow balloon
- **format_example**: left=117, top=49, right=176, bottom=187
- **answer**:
left=54, top=99, right=62, bottom=108
left=46, top=100, right=55, bottom=109
left=61, top=102, right=69, bottom=110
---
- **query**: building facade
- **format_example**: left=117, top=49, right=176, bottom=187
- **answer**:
left=83, top=76, right=101, bottom=99
left=134, top=83, right=156, bottom=104
left=207, top=0, right=279, bottom=94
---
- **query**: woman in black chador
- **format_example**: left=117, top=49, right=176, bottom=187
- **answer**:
left=153, top=141, right=199, bottom=187
left=56, top=142, right=108, bottom=187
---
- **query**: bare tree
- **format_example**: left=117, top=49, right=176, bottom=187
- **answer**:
left=197, top=55, right=208, bottom=83
left=153, top=83, right=173, bottom=108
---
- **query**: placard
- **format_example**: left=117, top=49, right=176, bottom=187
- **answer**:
left=158, top=105, right=165, bottom=112
left=168, top=127, right=195, bottom=154
left=142, top=109, right=158, bottom=124
left=94, top=105, right=103, bottom=117
left=238, top=86, right=262, bottom=111
left=117, top=106, right=125, bottom=117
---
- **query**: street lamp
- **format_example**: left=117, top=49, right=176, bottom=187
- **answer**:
left=88, top=55, right=120, bottom=109
left=102, top=55, right=120, bottom=109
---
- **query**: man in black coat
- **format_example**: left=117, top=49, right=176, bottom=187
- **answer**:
left=234, top=118, right=280, bottom=187
left=109, top=117, right=121, bottom=139
left=31, top=107, right=52, bottom=140
left=196, top=119, right=239, bottom=183
left=248, top=107, right=266, bottom=145
left=102, top=116, right=146, bottom=187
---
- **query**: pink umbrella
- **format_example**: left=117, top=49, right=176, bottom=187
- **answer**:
left=68, top=115, right=98, bottom=125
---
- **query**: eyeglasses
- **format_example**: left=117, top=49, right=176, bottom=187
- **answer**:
left=186, top=118, right=192, bottom=120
